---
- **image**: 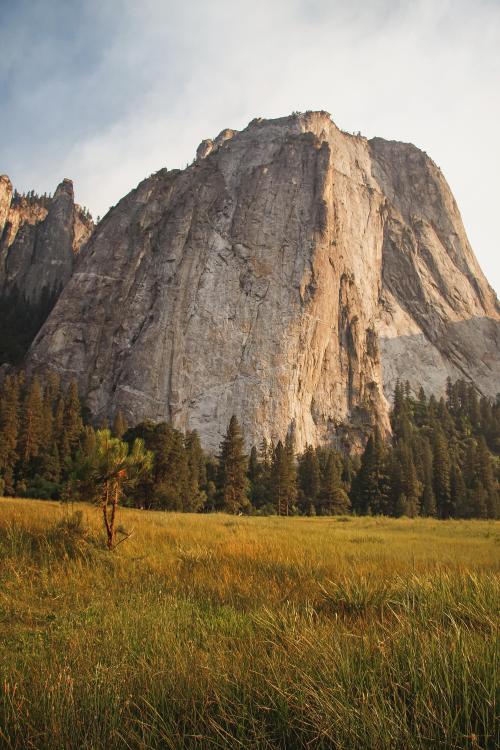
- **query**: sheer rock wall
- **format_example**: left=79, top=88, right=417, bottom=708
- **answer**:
left=26, top=113, right=500, bottom=451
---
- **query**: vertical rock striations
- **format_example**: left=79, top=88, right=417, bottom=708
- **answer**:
left=0, top=176, right=93, bottom=364
left=0, top=177, right=93, bottom=303
left=369, top=138, right=499, bottom=399
left=26, top=112, right=499, bottom=451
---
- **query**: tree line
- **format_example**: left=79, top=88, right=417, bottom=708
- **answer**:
left=0, top=371, right=498, bottom=519
left=378, top=379, right=500, bottom=519
left=10, top=189, right=93, bottom=220
left=11, top=189, right=53, bottom=208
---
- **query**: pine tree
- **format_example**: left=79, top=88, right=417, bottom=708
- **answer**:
left=37, top=382, right=57, bottom=482
left=427, top=394, right=438, bottom=425
left=41, top=385, right=54, bottom=449
left=123, top=422, right=196, bottom=510
left=45, top=371, right=61, bottom=407
left=44, top=443, right=61, bottom=484
left=156, top=430, right=190, bottom=511
left=261, top=438, right=274, bottom=499
left=392, top=380, right=404, bottom=421
left=415, top=386, right=428, bottom=427
left=437, top=398, right=455, bottom=439
left=217, top=416, right=249, bottom=513
left=247, top=445, right=262, bottom=507
left=404, top=380, right=412, bottom=401
left=298, top=444, right=321, bottom=514
left=451, top=463, right=468, bottom=518
left=391, top=445, right=421, bottom=517
left=481, top=396, right=499, bottom=451
left=63, top=381, right=83, bottom=459
left=52, top=392, right=70, bottom=477
left=353, top=428, right=391, bottom=515
left=475, top=436, right=499, bottom=518
left=284, top=433, right=298, bottom=513
left=432, top=426, right=452, bottom=518
left=0, top=374, right=21, bottom=495
left=392, top=380, right=412, bottom=441
left=320, top=450, right=350, bottom=515
left=18, top=375, right=43, bottom=470
left=469, top=481, right=488, bottom=519
left=421, top=440, right=437, bottom=517
left=248, top=446, right=260, bottom=486
left=76, top=429, right=152, bottom=548
left=468, top=385, right=480, bottom=429
left=463, top=441, right=477, bottom=487
left=247, top=439, right=273, bottom=509
left=270, top=440, right=296, bottom=516
left=271, top=441, right=286, bottom=515
left=185, top=430, right=206, bottom=512
left=445, top=376, right=453, bottom=405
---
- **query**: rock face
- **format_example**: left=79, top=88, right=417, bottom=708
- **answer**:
left=0, top=176, right=93, bottom=304
left=27, top=112, right=500, bottom=451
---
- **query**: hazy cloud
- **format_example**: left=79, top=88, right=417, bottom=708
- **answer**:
left=1, top=0, right=499, bottom=292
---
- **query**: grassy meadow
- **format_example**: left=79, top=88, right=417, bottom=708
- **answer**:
left=0, top=498, right=498, bottom=749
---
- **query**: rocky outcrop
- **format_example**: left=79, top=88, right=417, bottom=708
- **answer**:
left=369, top=138, right=500, bottom=400
left=0, top=176, right=94, bottom=365
left=0, top=177, right=93, bottom=304
left=0, top=175, right=13, bottom=238
left=27, top=112, right=500, bottom=451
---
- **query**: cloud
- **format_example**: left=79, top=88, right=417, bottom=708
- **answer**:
left=1, top=0, right=499, bottom=292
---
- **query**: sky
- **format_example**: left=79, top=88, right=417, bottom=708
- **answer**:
left=1, top=0, right=499, bottom=293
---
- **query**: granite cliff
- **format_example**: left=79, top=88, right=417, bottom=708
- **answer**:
left=0, top=176, right=93, bottom=363
left=0, top=176, right=93, bottom=303
left=27, top=112, right=500, bottom=451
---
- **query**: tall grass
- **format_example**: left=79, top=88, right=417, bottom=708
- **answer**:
left=0, top=498, right=498, bottom=749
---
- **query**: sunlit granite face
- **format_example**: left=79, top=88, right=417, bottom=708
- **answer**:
left=26, top=112, right=500, bottom=451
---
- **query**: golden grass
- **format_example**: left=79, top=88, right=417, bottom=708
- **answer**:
left=0, top=498, right=498, bottom=749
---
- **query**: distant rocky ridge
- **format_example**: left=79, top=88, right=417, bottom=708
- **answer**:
left=18, top=111, right=500, bottom=451
left=0, top=175, right=93, bottom=364
left=0, top=175, right=93, bottom=303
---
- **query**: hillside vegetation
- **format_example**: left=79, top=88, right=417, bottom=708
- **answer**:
left=0, top=499, right=498, bottom=749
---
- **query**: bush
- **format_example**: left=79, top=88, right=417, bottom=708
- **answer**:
left=26, top=475, right=61, bottom=500
left=256, top=503, right=276, bottom=516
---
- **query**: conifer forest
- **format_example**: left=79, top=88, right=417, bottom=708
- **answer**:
left=1, top=370, right=498, bottom=519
